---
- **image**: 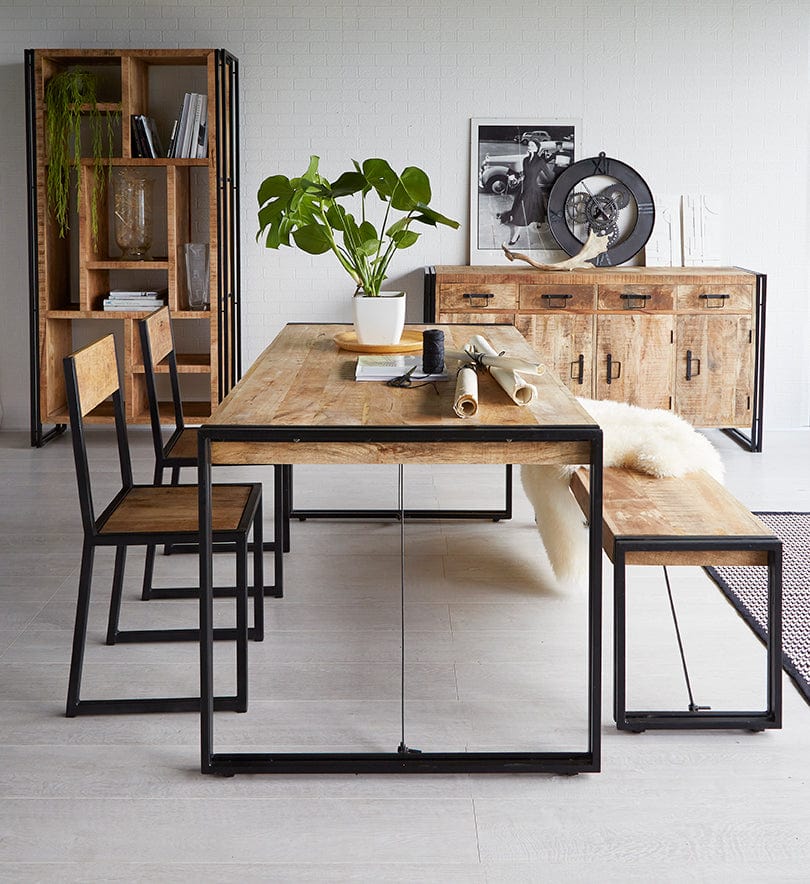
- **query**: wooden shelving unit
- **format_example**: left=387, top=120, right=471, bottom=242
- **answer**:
left=25, top=48, right=241, bottom=445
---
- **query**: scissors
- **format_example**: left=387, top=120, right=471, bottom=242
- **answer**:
left=386, top=366, right=417, bottom=387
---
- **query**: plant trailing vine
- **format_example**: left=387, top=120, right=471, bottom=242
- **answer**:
left=45, top=68, right=118, bottom=246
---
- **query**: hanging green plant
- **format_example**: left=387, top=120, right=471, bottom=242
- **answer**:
left=44, top=68, right=118, bottom=246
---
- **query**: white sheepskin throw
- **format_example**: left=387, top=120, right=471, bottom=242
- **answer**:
left=520, top=398, right=725, bottom=583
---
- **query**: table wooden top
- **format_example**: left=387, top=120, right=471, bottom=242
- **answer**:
left=207, top=323, right=598, bottom=466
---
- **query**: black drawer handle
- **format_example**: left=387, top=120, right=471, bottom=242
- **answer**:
left=620, top=293, right=652, bottom=308
left=541, top=293, right=573, bottom=308
left=685, top=350, right=701, bottom=380
left=606, top=354, right=621, bottom=384
left=570, top=354, right=585, bottom=384
left=462, top=292, right=495, bottom=305
left=699, top=293, right=730, bottom=308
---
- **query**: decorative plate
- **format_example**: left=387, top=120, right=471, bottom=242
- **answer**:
left=333, top=329, right=423, bottom=353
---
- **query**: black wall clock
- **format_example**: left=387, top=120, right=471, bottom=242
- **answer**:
left=546, top=152, right=655, bottom=267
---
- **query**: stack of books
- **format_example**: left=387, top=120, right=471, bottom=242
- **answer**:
left=130, top=115, right=164, bottom=158
left=354, top=354, right=448, bottom=382
left=102, top=290, right=167, bottom=312
left=166, top=92, right=208, bottom=158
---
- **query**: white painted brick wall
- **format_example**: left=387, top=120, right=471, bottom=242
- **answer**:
left=1, top=0, right=808, bottom=430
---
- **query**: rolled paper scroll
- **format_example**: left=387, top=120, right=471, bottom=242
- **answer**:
left=444, top=348, right=542, bottom=374
left=465, top=334, right=545, bottom=406
left=453, top=365, right=478, bottom=418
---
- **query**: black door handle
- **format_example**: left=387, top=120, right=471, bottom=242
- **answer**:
left=570, top=353, right=585, bottom=384
left=685, top=350, right=701, bottom=380
left=606, top=354, right=621, bottom=384
left=462, top=292, right=495, bottom=306
left=541, top=293, right=573, bottom=308
left=698, top=293, right=730, bottom=308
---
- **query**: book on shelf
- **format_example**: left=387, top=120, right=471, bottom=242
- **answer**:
left=165, top=117, right=179, bottom=158
left=166, top=101, right=184, bottom=157
left=169, top=93, right=192, bottom=158
left=130, top=115, right=150, bottom=158
left=354, top=354, right=449, bottom=382
left=140, top=115, right=163, bottom=158
left=165, top=92, right=208, bottom=158
left=108, top=289, right=168, bottom=299
left=102, top=299, right=164, bottom=312
left=195, top=95, right=208, bottom=158
left=186, top=94, right=203, bottom=159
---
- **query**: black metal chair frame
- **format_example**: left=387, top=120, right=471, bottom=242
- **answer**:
left=63, top=340, right=264, bottom=716
left=138, top=308, right=285, bottom=598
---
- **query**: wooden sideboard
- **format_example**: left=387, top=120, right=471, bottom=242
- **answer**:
left=424, top=265, right=765, bottom=451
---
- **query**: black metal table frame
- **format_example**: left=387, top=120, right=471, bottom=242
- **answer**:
left=198, top=424, right=603, bottom=776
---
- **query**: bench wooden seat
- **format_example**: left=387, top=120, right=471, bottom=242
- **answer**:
left=570, top=466, right=782, bottom=733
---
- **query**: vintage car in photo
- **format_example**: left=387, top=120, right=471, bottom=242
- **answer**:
left=478, top=140, right=575, bottom=194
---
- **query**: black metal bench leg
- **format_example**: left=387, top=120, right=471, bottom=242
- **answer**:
left=767, top=547, right=783, bottom=727
left=66, top=540, right=95, bottom=717
left=106, top=545, right=127, bottom=645
left=252, top=499, right=264, bottom=640
left=613, top=546, right=628, bottom=729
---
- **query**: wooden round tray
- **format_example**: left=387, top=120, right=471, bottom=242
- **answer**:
left=333, top=329, right=423, bottom=353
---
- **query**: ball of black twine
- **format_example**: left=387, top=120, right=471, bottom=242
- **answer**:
left=422, top=329, right=445, bottom=374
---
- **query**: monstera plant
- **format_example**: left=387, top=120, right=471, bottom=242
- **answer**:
left=257, top=156, right=460, bottom=343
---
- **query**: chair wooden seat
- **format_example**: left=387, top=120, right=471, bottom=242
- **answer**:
left=100, top=484, right=253, bottom=535
left=163, top=426, right=199, bottom=463
left=570, top=465, right=781, bottom=733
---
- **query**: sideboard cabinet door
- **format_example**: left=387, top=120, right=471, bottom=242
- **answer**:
left=594, top=314, right=674, bottom=409
left=675, top=315, right=753, bottom=427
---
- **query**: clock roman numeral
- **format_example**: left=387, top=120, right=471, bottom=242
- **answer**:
left=591, top=154, right=609, bottom=175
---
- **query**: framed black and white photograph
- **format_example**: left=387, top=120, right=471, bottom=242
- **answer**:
left=470, top=118, right=580, bottom=265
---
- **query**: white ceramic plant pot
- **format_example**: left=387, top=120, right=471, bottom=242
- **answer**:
left=352, top=291, right=406, bottom=345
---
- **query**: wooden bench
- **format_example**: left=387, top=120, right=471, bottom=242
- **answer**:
left=570, top=467, right=782, bottom=733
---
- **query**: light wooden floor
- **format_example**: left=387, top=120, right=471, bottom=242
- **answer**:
left=1, top=426, right=809, bottom=882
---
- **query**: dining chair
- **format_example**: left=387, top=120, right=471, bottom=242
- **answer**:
left=63, top=334, right=264, bottom=716
left=138, top=307, right=287, bottom=601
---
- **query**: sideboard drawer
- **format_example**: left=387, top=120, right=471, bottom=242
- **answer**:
left=597, top=284, right=675, bottom=311
left=438, top=283, right=518, bottom=312
left=676, top=284, right=753, bottom=312
left=519, top=284, right=595, bottom=311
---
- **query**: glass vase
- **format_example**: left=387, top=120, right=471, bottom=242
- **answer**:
left=113, top=170, right=153, bottom=260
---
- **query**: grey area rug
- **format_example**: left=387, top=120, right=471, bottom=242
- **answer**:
left=706, top=512, right=810, bottom=705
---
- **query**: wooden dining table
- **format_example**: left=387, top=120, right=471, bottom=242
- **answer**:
left=197, top=322, right=603, bottom=775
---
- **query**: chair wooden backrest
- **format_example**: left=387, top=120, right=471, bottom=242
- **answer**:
left=63, top=335, right=133, bottom=535
left=139, top=307, right=185, bottom=460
